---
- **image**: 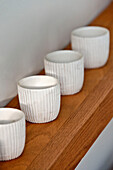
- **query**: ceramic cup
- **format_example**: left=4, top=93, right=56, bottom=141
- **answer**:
left=0, top=108, right=25, bottom=161
left=71, top=26, right=110, bottom=69
left=18, top=75, right=60, bottom=123
left=44, top=50, right=84, bottom=95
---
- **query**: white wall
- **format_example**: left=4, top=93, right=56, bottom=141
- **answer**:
left=0, top=0, right=111, bottom=106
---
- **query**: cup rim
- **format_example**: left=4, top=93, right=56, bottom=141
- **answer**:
left=45, top=50, right=83, bottom=64
left=0, top=108, right=25, bottom=126
left=18, top=75, right=59, bottom=90
left=71, top=26, right=109, bottom=39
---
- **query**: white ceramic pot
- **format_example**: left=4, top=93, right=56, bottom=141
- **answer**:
left=44, top=50, right=84, bottom=95
left=0, top=108, right=25, bottom=161
left=71, top=26, right=110, bottom=69
left=18, top=75, right=60, bottom=123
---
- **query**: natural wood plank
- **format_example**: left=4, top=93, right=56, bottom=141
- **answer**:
left=90, top=2, right=113, bottom=27
left=1, top=2, right=113, bottom=170
left=0, top=69, right=106, bottom=169
left=27, top=66, right=113, bottom=169
left=50, top=89, right=113, bottom=169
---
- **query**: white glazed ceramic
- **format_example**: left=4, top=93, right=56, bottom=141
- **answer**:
left=44, top=50, right=84, bottom=95
left=0, top=108, right=25, bottom=161
left=71, top=26, right=110, bottom=68
left=18, top=75, right=60, bottom=123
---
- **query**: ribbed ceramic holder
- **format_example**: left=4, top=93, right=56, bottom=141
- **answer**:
left=71, top=26, right=110, bottom=69
left=18, top=76, right=60, bottom=123
left=44, top=50, right=84, bottom=95
left=0, top=108, right=25, bottom=161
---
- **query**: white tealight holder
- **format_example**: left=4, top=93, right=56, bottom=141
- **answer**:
left=44, top=50, right=84, bottom=95
left=18, top=75, right=61, bottom=123
left=71, top=26, right=110, bottom=69
left=0, top=108, right=25, bottom=161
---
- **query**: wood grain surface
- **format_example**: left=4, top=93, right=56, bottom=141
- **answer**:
left=1, top=2, right=113, bottom=169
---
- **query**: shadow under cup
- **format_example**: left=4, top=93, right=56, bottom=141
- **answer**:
left=0, top=108, right=25, bottom=161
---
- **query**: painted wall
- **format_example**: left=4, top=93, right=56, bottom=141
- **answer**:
left=0, top=0, right=111, bottom=106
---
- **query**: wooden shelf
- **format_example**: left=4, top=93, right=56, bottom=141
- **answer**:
left=1, top=2, right=113, bottom=169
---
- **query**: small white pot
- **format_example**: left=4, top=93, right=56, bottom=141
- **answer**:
left=0, top=108, right=25, bottom=161
left=44, top=50, right=84, bottom=95
left=18, top=75, right=60, bottom=123
left=71, top=26, right=110, bottom=69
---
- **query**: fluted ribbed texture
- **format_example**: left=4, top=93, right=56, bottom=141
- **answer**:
left=0, top=117, right=25, bottom=161
left=71, top=31, right=110, bottom=69
left=18, top=84, right=60, bottom=123
left=44, top=58, right=84, bottom=95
